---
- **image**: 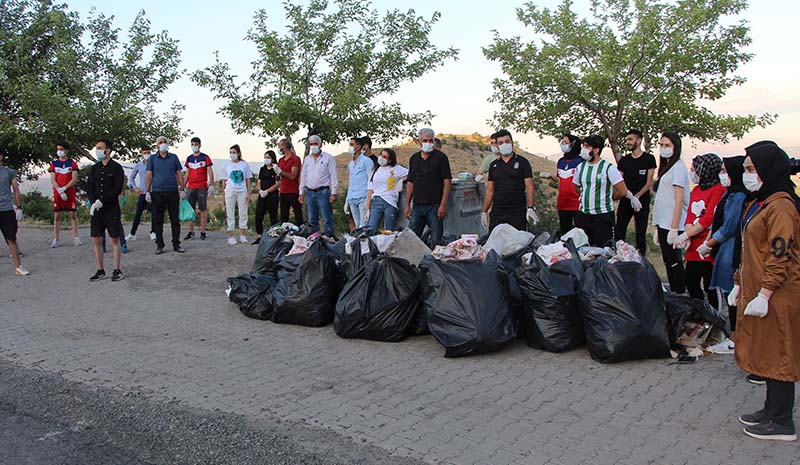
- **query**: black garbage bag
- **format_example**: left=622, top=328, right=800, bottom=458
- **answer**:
left=578, top=258, right=670, bottom=363
left=227, top=272, right=278, bottom=320
left=497, top=241, right=538, bottom=339
left=665, top=293, right=730, bottom=349
left=334, top=256, right=421, bottom=341
left=252, top=232, right=293, bottom=276
left=341, top=237, right=380, bottom=281
left=420, top=251, right=515, bottom=357
left=271, top=240, right=339, bottom=327
left=516, top=240, right=585, bottom=352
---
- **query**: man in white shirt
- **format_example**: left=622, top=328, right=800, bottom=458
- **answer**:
left=299, top=134, right=338, bottom=236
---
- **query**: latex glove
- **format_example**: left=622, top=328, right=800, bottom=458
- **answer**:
left=179, top=190, right=187, bottom=200
left=89, top=200, right=103, bottom=216
left=673, top=232, right=691, bottom=250
left=145, top=192, right=151, bottom=203
left=481, top=212, right=489, bottom=229
left=60, top=192, right=68, bottom=201
left=344, top=202, right=351, bottom=215
left=727, top=285, right=739, bottom=307
left=207, top=185, right=215, bottom=196
left=259, top=190, right=268, bottom=199
left=527, top=208, right=539, bottom=225
left=14, top=208, right=22, bottom=221
left=539, top=172, right=552, bottom=180
left=364, top=208, right=371, bottom=222
left=56, top=187, right=66, bottom=195
left=666, top=229, right=679, bottom=246
left=743, top=292, right=769, bottom=318
left=625, top=191, right=642, bottom=212
left=475, top=174, right=484, bottom=182
left=273, top=165, right=282, bottom=176
left=697, top=242, right=713, bottom=258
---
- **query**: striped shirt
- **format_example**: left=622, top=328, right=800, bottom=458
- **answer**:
left=572, top=159, right=624, bottom=215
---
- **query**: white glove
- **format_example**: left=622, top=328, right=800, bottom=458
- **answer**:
left=60, top=192, right=68, bottom=201
left=625, top=191, right=642, bottom=212
left=179, top=190, right=187, bottom=200
left=539, top=172, right=552, bottom=180
left=14, top=208, right=22, bottom=221
left=727, top=285, right=739, bottom=307
left=697, top=241, right=713, bottom=258
left=207, top=185, right=215, bottom=196
left=481, top=212, right=489, bottom=229
left=653, top=230, right=659, bottom=246
left=673, top=232, right=691, bottom=250
left=344, top=202, right=351, bottom=215
left=666, top=229, right=679, bottom=245
left=56, top=187, right=66, bottom=194
left=526, top=208, right=539, bottom=225
left=89, top=199, right=103, bottom=216
left=273, top=165, right=282, bottom=176
left=364, top=208, right=371, bottom=222
left=145, top=192, right=151, bottom=203
left=475, top=174, right=484, bottom=182
left=259, top=190, right=268, bottom=199
left=743, top=292, right=769, bottom=318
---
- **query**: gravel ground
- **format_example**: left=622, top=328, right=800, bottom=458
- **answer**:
left=0, top=360, right=426, bottom=465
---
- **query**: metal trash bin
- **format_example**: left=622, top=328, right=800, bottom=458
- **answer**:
left=396, top=180, right=488, bottom=240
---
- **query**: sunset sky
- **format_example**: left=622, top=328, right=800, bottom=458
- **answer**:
left=66, top=0, right=800, bottom=161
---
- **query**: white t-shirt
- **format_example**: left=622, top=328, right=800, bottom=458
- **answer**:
left=223, top=161, right=253, bottom=194
left=368, top=165, right=409, bottom=207
left=652, top=160, right=690, bottom=229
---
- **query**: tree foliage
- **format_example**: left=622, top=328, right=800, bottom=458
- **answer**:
left=0, top=0, right=185, bottom=173
left=193, top=0, right=458, bottom=152
left=484, top=0, right=775, bottom=159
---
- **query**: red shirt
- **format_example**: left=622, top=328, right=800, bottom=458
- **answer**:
left=48, top=159, right=79, bottom=191
left=184, top=153, right=213, bottom=189
left=278, top=154, right=302, bottom=194
left=556, top=156, right=583, bottom=211
left=684, top=183, right=726, bottom=262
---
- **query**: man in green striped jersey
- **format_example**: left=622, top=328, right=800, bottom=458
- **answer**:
left=572, top=135, right=639, bottom=247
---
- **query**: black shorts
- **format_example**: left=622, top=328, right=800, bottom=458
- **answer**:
left=0, top=210, right=17, bottom=242
left=90, top=204, right=122, bottom=238
left=186, top=188, right=208, bottom=212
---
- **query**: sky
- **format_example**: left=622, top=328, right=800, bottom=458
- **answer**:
left=64, top=0, right=800, bottom=162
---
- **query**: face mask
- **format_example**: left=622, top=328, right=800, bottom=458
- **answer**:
left=159, top=143, right=169, bottom=153
left=579, top=147, right=591, bottom=160
left=421, top=143, right=434, bottom=153
left=265, top=158, right=272, bottom=166
left=310, top=145, right=321, bottom=155
left=96, top=149, right=106, bottom=160
left=490, top=145, right=499, bottom=154
left=499, top=143, right=513, bottom=156
left=347, top=146, right=355, bottom=155
left=360, top=149, right=365, bottom=155
left=689, top=171, right=699, bottom=184
left=56, top=150, right=66, bottom=158
left=191, top=145, right=200, bottom=153
left=377, top=157, right=388, bottom=167
left=560, top=144, right=571, bottom=154
left=229, top=152, right=238, bottom=161
left=719, top=173, right=730, bottom=187
left=659, top=148, right=673, bottom=158
left=743, top=172, right=762, bottom=192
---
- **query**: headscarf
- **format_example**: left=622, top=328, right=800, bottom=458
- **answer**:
left=692, top=153, right=722, bottom=190
left=746, top=141, right=800, bottom=211
left=710, top=156, right=747, bottom=263
left=562, top=134, right=582, bottom=160
left=654, top=131, right=682, bottom=190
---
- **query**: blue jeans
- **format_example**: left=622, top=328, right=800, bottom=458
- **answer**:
left=348, top=197, right=368, bottom=228
left=306, top=188, right=335, bottom=235
left=408, top=204, right=443, bottom=248
left=368, top=196, right=398, bottom=231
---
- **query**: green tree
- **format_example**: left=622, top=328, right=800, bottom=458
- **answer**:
left=192, top=0, right=458, bottom=152
left=0, top=1, right=185, bottom=173
left=484, top=0, right=774, bottom=160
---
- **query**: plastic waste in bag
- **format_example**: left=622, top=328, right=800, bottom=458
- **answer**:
left=252, top=232, right=293, bottom=276
left=535, top=242, right=572, bottom=266
left=483, top=224, right=534, bottom=257
left=578, top=258, right=670, bottom=363
left=341, top=237, right=379, bottom=281
left=271, top=240, right=339, bottom=327
left=179, top=199, right=196, bottom=222
left=420, top=251, right=515, bottom=357
left=384, top=229, right=432, bottom=267
left=608, top=240, right=642, bottom=264
left=559, top=227, right=589, bottom=248
left=664, top=292, right=730, bottom=350
left=226, top=272, right=278, bottom=320
left=334, top=256, right=421, bottom=341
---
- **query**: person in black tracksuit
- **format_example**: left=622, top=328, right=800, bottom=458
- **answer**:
left=253, top=150, right=281, bottom=246
left=87, top=139, right=125, bottom=282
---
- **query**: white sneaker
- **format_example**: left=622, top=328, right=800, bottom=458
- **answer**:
left=73, top=237, right=83, bottom=246
left=227, top=236, right=238, bottom=246
left=708, top=338, right=735, bottom=355
left=15, top=266, right=30, bottom=276
left=125, top=234, right=136, bottom=241
left=150, top=232, right=157, bottom=241
left=239, top=235, right=248, bottom=244
left=50, top=239, right=61, bottom=248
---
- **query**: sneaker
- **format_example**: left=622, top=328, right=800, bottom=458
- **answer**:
left=743, top=420, right=797, bottom=442
left=111, top=269, right=124, bottom=282
left=155, top=247, right=165, bottom=255
left=252, top=237, right=261, bottom=246
left=708, top=338, right=735, bottom=355
left=125, top=234, right=136, bottom=241
left=740, top=410, right=768, bottom=426
left=747, top=374, right=766, bottom=385
left=121, top=244, right=129, bottom=254
left=184, top=231, right=196, bottom=241
left=200, top=232, right=207, bottom=241
left=50, top=239, right=61, bottom=248
left=173, top=246, right=185, bottom=253
left=90, top=270, right=106, bottom=281
left=150, top=232, right=157, bottom=241
left=15, top=266, right=30, bottom=276
left=239, top=235, right=248, bottom=244
left=73, top=237, right=83, bottom=246
left=227, top=236, right=238, bottom=246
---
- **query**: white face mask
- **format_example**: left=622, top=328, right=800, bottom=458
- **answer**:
left=159, top=143, right=169, bottom=153
left=490, top=145, right=499, bottom=154
left=421, top=142, right=434, bottom=153
left=719, top=173, right=730, bottom=187
left=229, top=152, right=238, bottom=161
left=56, top=150, right=66, bottom=158
left=689, top=171, right=699, bottom=184
left=659, top=148, right=673, bottom=158
left=309, top=145, right=321, bottom=155
left=560, top=144, right=571, bottom=154
left=95, top=149, right=106, bottom=160
left=191, top=145, right=200, bottom=153
left=377, top=157, right=388, bottom=166
left=743, top=172, right=762, bottom=192
left=347, top=146, right=355, bottom=155
left=265, top=158, right=272, bottom=166
left=579, top=147, right=591, bottom=160
left=499, top=143, right=513, bottom=156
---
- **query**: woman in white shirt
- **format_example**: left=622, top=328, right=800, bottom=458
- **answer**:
left=652, top=132, right=690, bottom=293
left=365, top=148, right=408, bottom=231
left=222, top=144, right=253, bottom=245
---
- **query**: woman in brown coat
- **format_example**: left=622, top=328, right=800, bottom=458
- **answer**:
left=730, top=141, right=800, bottom=441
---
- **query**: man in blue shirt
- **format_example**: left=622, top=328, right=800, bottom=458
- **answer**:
left=126, top=146, right=154, bottom=241
left=145, top=136, right=186, bottom=254
left=345, top=135, right=375, bottom=228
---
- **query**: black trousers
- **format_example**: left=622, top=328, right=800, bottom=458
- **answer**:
left=729, top=304, right=737, bottom=332
left=489, top=208, right=527, bottom=232
left=558, top=210, right=578, bottom=235
left=279, top=193, right=303, bottom=225
left=685, top=261, right=719, bottom=310
left=657, top=227, right=686, bottom=294
left=151, top=191, right=180, bottom=249
left=764, top=379, right=796, bottom=426
left=574, top=211, right=615, bottom=247
left=255, top=194, right=280, bottom=235
left=130, top=193, right=152, bottom=236
left=614, top=195, right=651, bottom=253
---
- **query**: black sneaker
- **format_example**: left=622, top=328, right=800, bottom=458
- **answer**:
left=184, top=231, right=196, bottom=240
left=173, top=246, right=185, bottom=253
left=252, top=237, right=261, bottom=246
left=740, top=410, right=768, bottom=426
left=747, top=374, right=766, bottom=385
left=90, top=270, right=106, bottom=281
left=155, top=247, right=165, bottom=255
left=743, top=420, right=797, bottom=442
left=111, top=269, right=124, bottom=282
left=200, top=232, right=207, bottom=241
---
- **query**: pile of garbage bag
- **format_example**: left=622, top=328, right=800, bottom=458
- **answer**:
left=665, top=292, right=730, bottom=353
left=227, top=272, right=278, bottom=320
